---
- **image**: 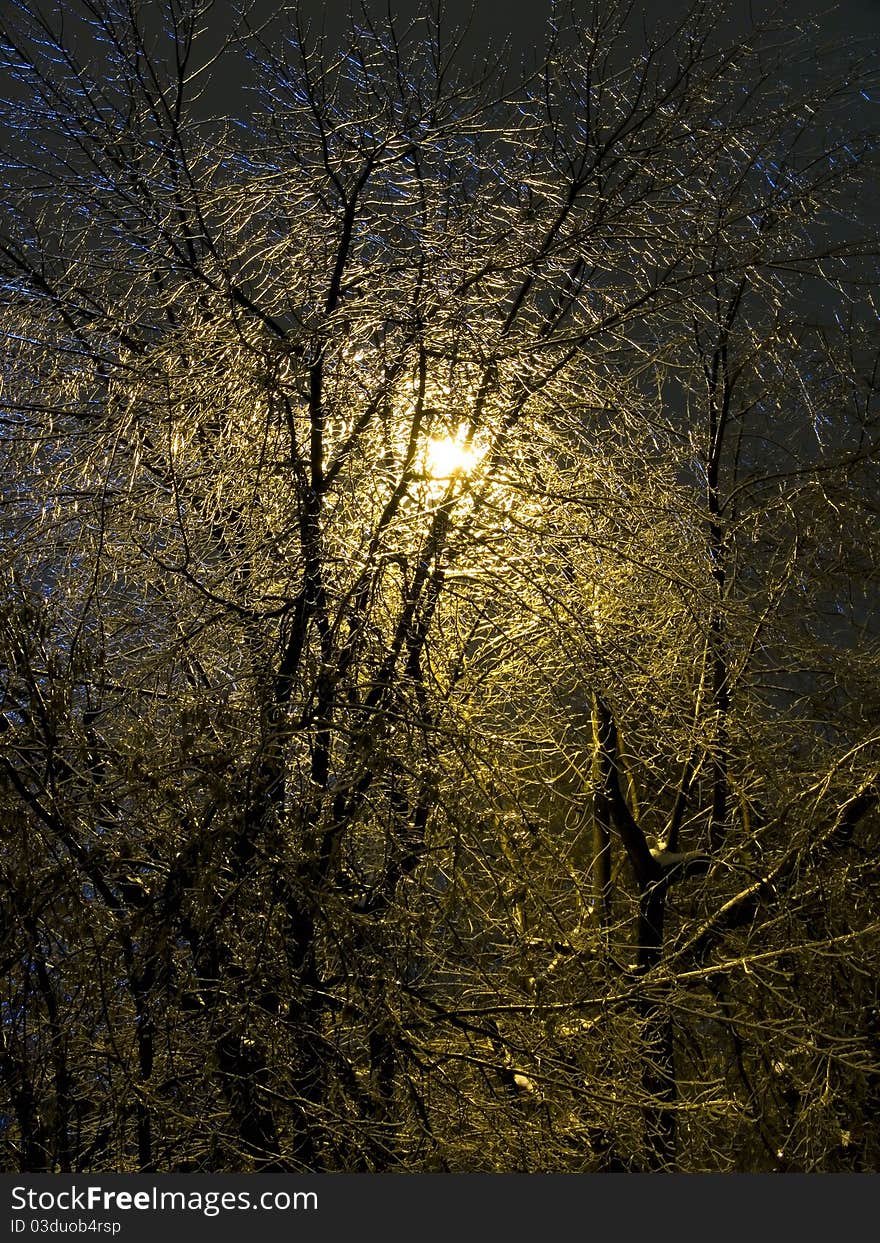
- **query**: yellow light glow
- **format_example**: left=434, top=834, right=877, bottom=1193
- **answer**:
left=424, top=430, right=482, bottom=479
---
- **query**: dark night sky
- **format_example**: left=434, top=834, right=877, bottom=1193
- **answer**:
left=254, top=0, right=880, bottom=47
left=263, top=0, right=880, bottom=54
left=206, top=0, right=880, bottom=96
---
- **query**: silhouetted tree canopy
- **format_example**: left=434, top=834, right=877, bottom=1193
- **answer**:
left=1, top=0, right=878, bottom=1172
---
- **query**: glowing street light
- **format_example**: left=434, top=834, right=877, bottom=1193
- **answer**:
left=423, top=425, right=485, bottom=480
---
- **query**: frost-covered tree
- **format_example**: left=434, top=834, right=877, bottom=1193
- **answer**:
left=1, top=0, right=878, bottom=1172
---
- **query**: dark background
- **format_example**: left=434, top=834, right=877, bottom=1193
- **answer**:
left=201, top=0, right=880, bottom=108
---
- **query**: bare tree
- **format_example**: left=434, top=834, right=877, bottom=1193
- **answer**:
left=1, top=0, right=878, bottom=1172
